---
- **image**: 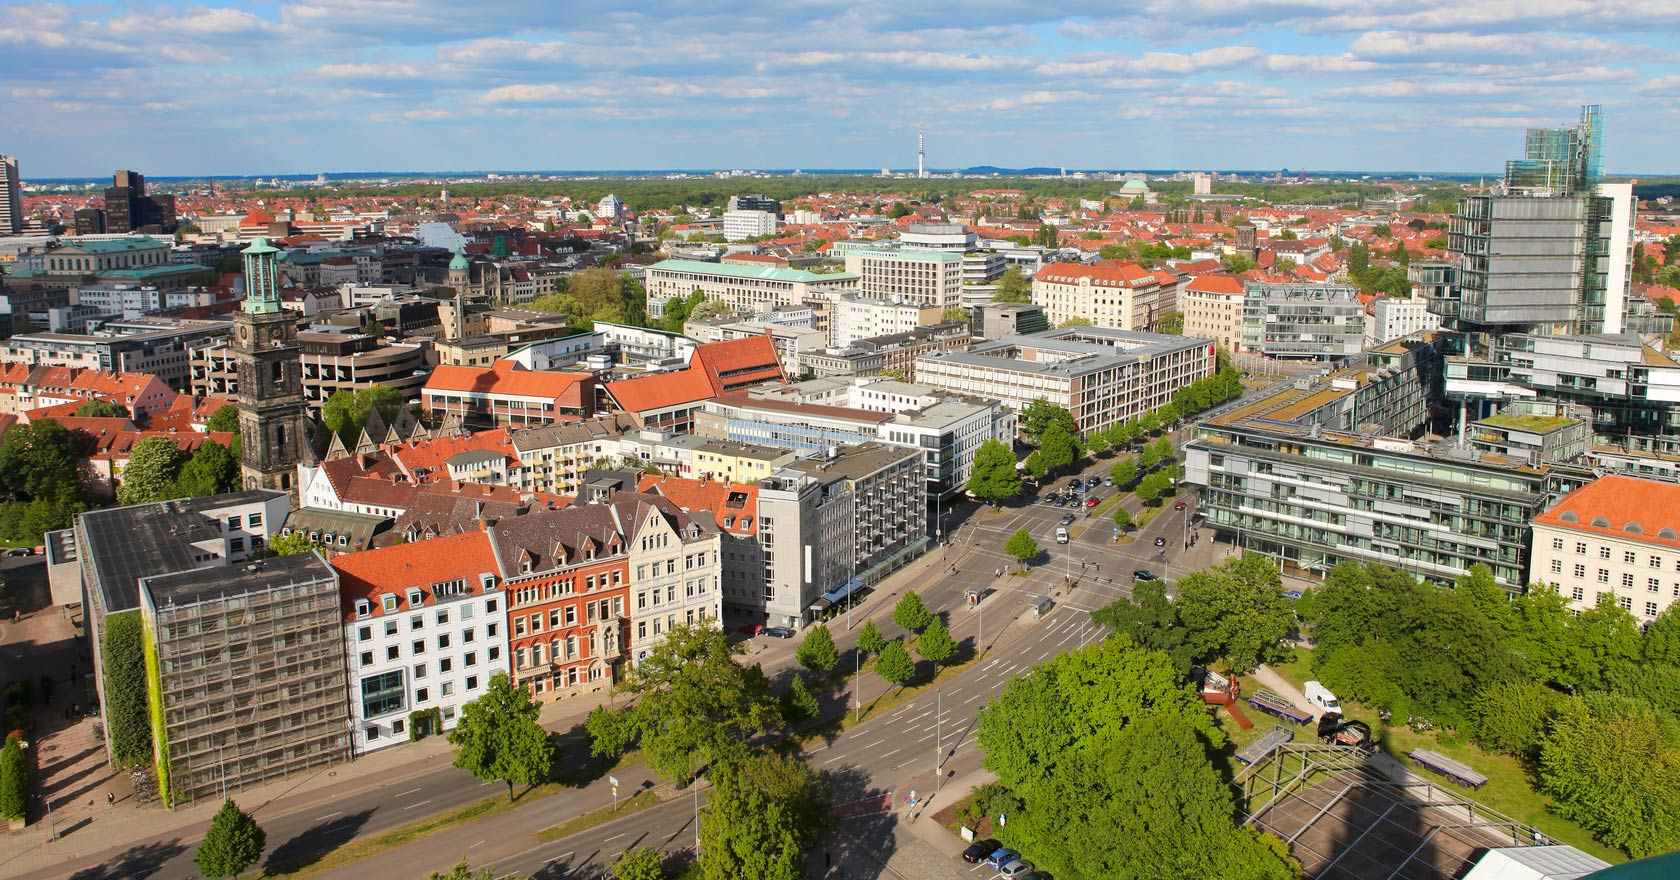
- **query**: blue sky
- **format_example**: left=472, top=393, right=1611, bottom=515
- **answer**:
left=3, top=1, right=1678, bottom=177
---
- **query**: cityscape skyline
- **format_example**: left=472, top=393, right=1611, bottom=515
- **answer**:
left=3, top=2, right=1679, bottom=177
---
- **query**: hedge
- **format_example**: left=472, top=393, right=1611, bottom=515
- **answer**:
left=1, top=734, right=26, bottom=822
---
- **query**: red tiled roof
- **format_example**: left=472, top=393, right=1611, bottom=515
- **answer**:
left=636, top=474, right=759, bottom=535
left=331, top=530, right=500, bottom=621
left=604, top=366, right=717, bottom=413
left=1185, top=274, right=1245, bottom=296
left=424, top=362, right=592, bottom=404
left=1036, top=262, right=1173, bottom=288
left=690, top=335, right=784, bottom=394
left=1535, top=475, right=1680, bottom=550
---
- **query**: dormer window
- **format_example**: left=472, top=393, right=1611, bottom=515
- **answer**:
left=479, top=573, right=498, bottom=592
left=382, top=595, right=399, bottom=613
left=355, top=599, right=371, bottom=618
left=407, top=588, right=424, bottom=607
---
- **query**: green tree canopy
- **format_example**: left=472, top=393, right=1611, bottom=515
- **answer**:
left=1156, top=311, right=1184, bottom=335
left=321, top=385, right=406, bottom=445
left=1111, top=506, right=1132, bottom=530
left=1109, top=457, right=1138, bottom=488
left=856, top=619, right=886, bottom=655
left=795, top=624, right=838, bottom=674
left=1171, top=556, right=1293, bottom=672
left=698, top=752, right=831, bottom=880
left=1020, top=398, right=1077, bottom=446
left=206, top=405, right=241, bottom=434
left=915, top=617, right=956, bottom=667
left=779, top=672, right=820, bottom=725
left=1092, top=579, right=1192, bottom=671
left=1004, top=528, right=1040, bottom=563
left=530, top=267, right=649, bottom=330
left=118, top=436, right=189, bottom=505
left=447, top=672, right=555, bottom=802
left=1540, top=693, right=1680, bottom=858
left=175, top=440, right=241, bottom=498
left=1035, top=421, right=1082, bottom=473
left=194, top=799, right=267, bottom=879
left=992, top=266, right=1032, bottom=304
left=0, top=735, right=25, bottom=822
left=428, top=859, right=518, bottom=880
left=966, top=438, right=1022, bottom=504
left=74, top=399, right=130, bottom=418
left=1472, top=680, right=1566, bottom=760
left=892, top=590, right=933, bottom=633
left=610, top=847, right=665, bottom=880
left=595, top=623, right=778, bottom=783
left=264, top=531, right=320, bottom=557
left=873, top=640, right=915, bottom=690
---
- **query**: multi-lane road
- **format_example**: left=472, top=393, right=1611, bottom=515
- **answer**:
left=17, top=454, right=1205, bottom=880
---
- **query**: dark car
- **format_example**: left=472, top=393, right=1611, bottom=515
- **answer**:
left=736, top=623, right=763, bottom=635
left=1086, top=476, right=1101, bottom=489
left=1174, top=500, right=1187, bottom=511
left=763, top=626, right=796, bottom=639
left=1133, top=569, right=1160, bottom=582
left=1154, top=536, right=1166, bottom=547
left=961, top=839, right=1000, bottom=863
left=1060, top=513, right=1077, bottom=526
left=1065, top=479, right=1082, bottom=490
left=1052, top=496, right=1067, bottom=507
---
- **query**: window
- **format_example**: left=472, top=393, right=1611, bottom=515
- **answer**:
left=466, top=676, right=479, bottom=691
left=416, top=688, right=429, bottom=704
left=462, top=603, right=475, bottom=621
left=410, top=615, right=423, bottom=631
left=438, top=633, right=451, bottom=650
left=1650, top=578, right=1661, bottom=593
left=514, top=618, right=526, bottom=637
left=1652, top=556, right=1663, bottom=569
left=382, top=595, right=399, bottom=613
left=412, top=639, right=426, bottom=655
left=414, top=663, right=427, bottom=679
left=463, top=627, right=475, bottom=644
left=365, top=726, right=379, bottom=740
left=386, top=645, right=400, bottom=661
left=440, top=657, right=453, bottom=673
left=1618, top=596, right=1632, bottom=611
left=486, top=598, right=498, bottom=614
left=1571, top=586, right=1584, bottom=601
left=226, top=515, right=242, bottom=531
left=1647, top=602, right=1661, bottom=617
left=436, top=609, right=449, bottom=625
left=1551, top=537, right=1564, bottom=551
left=442, top=681, right=454, bottom=697
left=1550, top=560, right=1562, bottom=574
left=360, top=651, right=373, bottom=666
left=1575, top=542, right=1587, bottom=555
left=391, top=719, right=404, bottom=735
left=230, top=537, right=245, bottom=552
left=1599, top=546, right=1611, bottom=559
left=1624, top=551, right=1637, bottom=565
left=464, top=651, right=477, bottom=667
left=637, top=621, right=647, bottom=639
left=487, top=622, right=498, bottom=638
left=1597, top=568, right=1609, bottom=584
left=360, top=670, right=405, bottom=718
left=385, top=620, right=398, bottom=637
left=358, top=625, right=372, bottom=642
left=248, top=513, right=262, bottom=529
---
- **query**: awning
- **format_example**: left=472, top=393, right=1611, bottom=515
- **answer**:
left=822, top=577, right=864, bottom=604
left=807, top=598, right=834, bottom=613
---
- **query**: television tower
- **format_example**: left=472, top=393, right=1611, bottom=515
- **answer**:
left=917, top=118, right=926, bottom=179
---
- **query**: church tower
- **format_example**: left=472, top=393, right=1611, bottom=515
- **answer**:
left=232, top=237, right=314, bottom=496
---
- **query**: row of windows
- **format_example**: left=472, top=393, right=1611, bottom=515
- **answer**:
left=1547, top=558, right=1680, bottom=597
left=1550, top=536, right=1680, bottom=570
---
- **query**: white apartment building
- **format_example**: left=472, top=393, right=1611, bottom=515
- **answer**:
left=1180, top=274, right=1246, bottom=352
left=1529, top=475, right=1680, bottom=624
left=1031, top=262, right=1179, bottom=331
left=829, top=294, right=946, bottom=348
left=722, top=209, right=778, bottom=242
left=644, top=259, right=858, bottom=318
left=628, top=499, right=723, bottom=663
left=333, top=531, right=510, bottom=753
left=1365, top=294, right=1442, bottom=348
left=843, top=248, right=964, bottom=309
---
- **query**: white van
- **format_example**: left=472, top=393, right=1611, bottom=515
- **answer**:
left=1055, top=527, right=1069, bottom=544
left=1303, top=681, right=1341, bottom=714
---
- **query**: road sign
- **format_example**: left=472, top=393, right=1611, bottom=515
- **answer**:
left=609, top=775, right=619, bottom=788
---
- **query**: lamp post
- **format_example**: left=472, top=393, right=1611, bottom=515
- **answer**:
left=935, top=688, right=943, bottom=792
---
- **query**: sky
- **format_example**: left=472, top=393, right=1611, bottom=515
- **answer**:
left=3, top=1, right=1679, bottom=178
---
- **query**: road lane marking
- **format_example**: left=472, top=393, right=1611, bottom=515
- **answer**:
left=397, top=787, right=423, bottom=797
left=470, top=839, right=485, bottom=849
left=824, top=755, right=845, bottom=765
left=605, top=833, right=626, bottom=842
left=314, top=812, right=341, bottom=821
left=403, top=799, right=433, bottom=810
left=880, top=748, right=900, bottom=758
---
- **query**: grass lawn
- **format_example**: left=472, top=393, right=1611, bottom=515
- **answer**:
left=1264, top=649, right=1625, bottom=865
left=1092, top=493, right=1127, bottom=518
left=532, top=789, right=665, bottom=843
left=262, top=793, right=512, bottom=877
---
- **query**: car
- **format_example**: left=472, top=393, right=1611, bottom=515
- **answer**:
left=1084, top=497, right=1100, bottom=508
left=1086, top=476, right=1101, bottom=488
left=1103, top=477, right=1114, bottom=486
left=986, top=849, right=1020, bottom=870
left=1065, top=479, right=1081, bottom=490
left=1282, top=590, right=1304, bottom=600
left=999, top=858, right=1036, bottom=879
left=1133, top=569, right=1160, bottom=581
left=1174, top=500, right=1187, bottom=511
left=763, top=626, right=796, bottom=639
left=1052, top=496, right=1067, bottom=507
left=1060, top=513, right=1077, bottom=526
left=736, top=623, right=763, bottom=635
left=961, top=839, right=1000, bottom=863
left=1154, top=536, right=1166, bottom=547
left=2, top=548, right=29, bottom=558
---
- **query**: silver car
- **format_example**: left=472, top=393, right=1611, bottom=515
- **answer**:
left=999, top=859, right=1036, bottom=879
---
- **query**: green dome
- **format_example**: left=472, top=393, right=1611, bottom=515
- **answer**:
left=1119, top=179, right=1150, bottom=192
left=449, top=247, right=469, bottom=271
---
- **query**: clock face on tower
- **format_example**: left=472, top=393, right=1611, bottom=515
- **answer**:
left=237, top=325, right=251, bottom=345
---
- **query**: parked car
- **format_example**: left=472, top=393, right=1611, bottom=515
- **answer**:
left=1103, top=477, right=1114, bottom=486
left=736, top=623, right=763, bottom=635
left=1154, top=536, right=1167, bottom=547
left=1052, top=496, right=1067, bottom=507
left=1065, top=479, right=1082, bottom=491
left=763, top=626, right=796, bottom=639
left=3, top=548, right=29, bottom=558
left=986, top=849, right=1020, bottom=870
left=1133, top=569, right=1160, bottom=582
left=1086, top=476, right=1101, bottom=489
left=1282, top=590, right=1303, bottom=600
left=1174, top=500, right=1187, bottom=511
left=1060, top=513, right=1077, bottom=526
left=999, top=858, right=1036, bottom=879
left=961, top=840, right=1000, bottom=863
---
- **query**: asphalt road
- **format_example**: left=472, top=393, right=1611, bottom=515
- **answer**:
left=17, top=453, right=1203, bottom=880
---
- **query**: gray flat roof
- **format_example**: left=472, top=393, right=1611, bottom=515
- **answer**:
left=921, top=327, right=1205, bottom=377
left=80, top=491, right=283, bottom=613
left=143, top=552, right=334, bottom=610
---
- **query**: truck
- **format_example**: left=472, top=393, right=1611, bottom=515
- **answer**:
left=1246, top=689, right=1313, bottom=725
left=1303, top=681, right=1341, bottom=714
left=1317, top=712, right=1373, bottom=747
left=1055, top=527, right=1069, bottom=544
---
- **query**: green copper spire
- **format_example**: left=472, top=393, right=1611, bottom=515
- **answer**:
left=242, top=236, right=282, bottom=315
left=449, top=245, right=470, bottom=272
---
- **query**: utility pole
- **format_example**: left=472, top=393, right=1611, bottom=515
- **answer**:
left=853, top=645, right=860, bottom=724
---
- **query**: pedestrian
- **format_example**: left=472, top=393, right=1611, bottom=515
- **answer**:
left=107, top=792, right=115, bottom=805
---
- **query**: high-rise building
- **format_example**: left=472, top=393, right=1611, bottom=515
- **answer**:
left=232, top=238, right=315, bottom=494
left=0, top=154, right=21, bottom=236
left=727, top=194, right=782, bottom=217
left=101, top=169, right=176, bottom=233
left=1440, top=106, right=1663, bottom=337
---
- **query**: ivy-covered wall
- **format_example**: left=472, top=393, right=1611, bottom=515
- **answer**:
left=100, top=610, right=152, bottom=767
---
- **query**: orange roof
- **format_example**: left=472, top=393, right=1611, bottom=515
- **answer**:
left=1534, top=475, right=1680, bottom=549
left=1036, top=262, right=1173, bottom=288
left=387, top=429, right=518, bottom=478
left=636, top=474, right=759, bottom=535
left=1185, top=274, right=1245, bottom=296
left=690, top=335, right=784, bottom=394
left=330, top=530, right=500, bottom=621
left=241, top=208, right=277, bottom=226
left=424, top=362, right=591, bottom=403
left=604, top=366, right=717, bottom=413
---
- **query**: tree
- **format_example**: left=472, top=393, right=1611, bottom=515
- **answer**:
left=448, top=672, right=555, bottom=802
left=263, top=531, right=319, bottom=556
left=779, top=673, right=820, bottom=725
left=117, top=436, right=188, bottom=505
left=175, top=440, right=240, bottom=498
left=74, top=399, right=130, bottom=418
left=1109, top=457, right=1138, bottom=488
left=428, top=860, right=515, bottom=880
left=1111, top=506, right=1132, bottom=531
left=194, top=799, right=267, bottom=879
left=1174, top=556, right=1294, bottom=671
left=1004, top=528, right=1039, bottom=564
left=320, top=385, right=406, bottom=445
left=1093, top=578, right=1192, bottom=669
left=795, top=624, right=838, bottom=674
left=1540, top=693, right=1680, bottom=858
left=206, top=405, right=240, bottom=434
left=857, top=619, right=886, bottom=655
left=1645, top=604, right=1680, bottom=666
left=873, top=640, right=915, bottom=690
left=915, top=617, right=956, bottom=668
left=360, top=318, right=387, bottom=338
left=992, top=266, right=1032, bottom=304
left=0, top=735, right=25, bottom=822
left=966, top=439, right=1022, bottom=504
left=610, top=847, right=666, bottom=880
left=1035, top=421, right=1082, bottom=473
left=602, top=623, right=778, bottom=783
left=892, top=590, right=933, bottom=633
left=1472, top=680, right=1565, bottom=760
left=699, top=752, right=830, bottom=880
left=1157, top=311, right=1184, bottom=335
left=1020, top=398, right=1076, bottom=446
